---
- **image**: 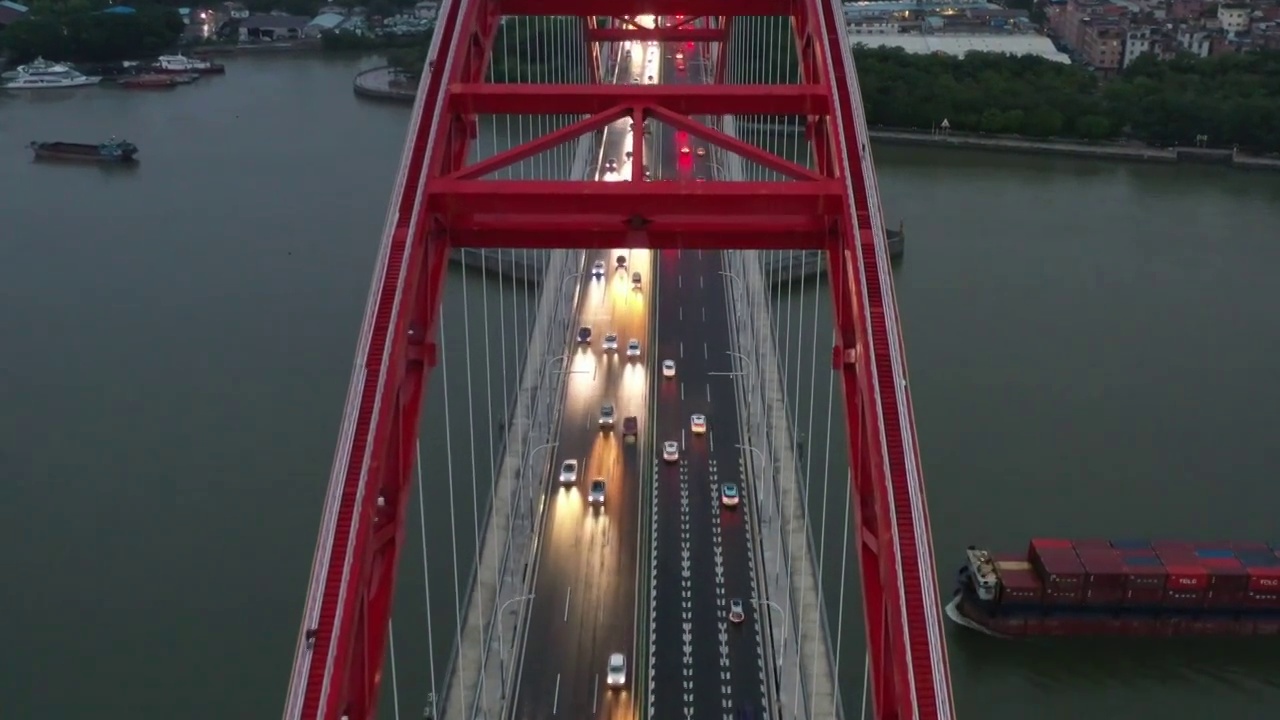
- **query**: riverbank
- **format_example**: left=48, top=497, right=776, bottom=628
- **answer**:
left=353, top=69, right=1280, bottom=171
left=869, top=129, right=1280, bottom=171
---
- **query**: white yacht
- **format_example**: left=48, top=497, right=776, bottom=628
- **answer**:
left=154, top=54, right=223, bottom=73
left=2, top=73, right=102, bottom=89
left=5, top=57, right=76, bottom=78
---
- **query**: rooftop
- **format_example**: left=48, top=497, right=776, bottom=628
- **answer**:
left=852, top=32, right=1072, bottom=62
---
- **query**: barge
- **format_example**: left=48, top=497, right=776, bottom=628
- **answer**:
left=29, top=138, right=138, bottom=163
left=948, top=539, right=1280, bottom=637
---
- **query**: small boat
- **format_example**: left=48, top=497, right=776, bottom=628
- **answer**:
left=3, top=73, right=102, bottom=89
left=28, top=138, right=139, bottom=163
left=118, top=73, right=181, bottom=89
left=1, top=56, right=76, bottom=79
left=152, top=54, right=225, bottom=75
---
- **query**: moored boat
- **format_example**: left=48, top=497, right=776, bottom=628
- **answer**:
left=1, top=56, right=76, bottom=79
left=151, top=54, right=225, bottom=75
left=3, top=73, right=101, bottom=89
left=949, top=539, right=1280, bottom=638
left=28, top=138, right=139, bottom=163
left=118, top=73, right=182, bottom=89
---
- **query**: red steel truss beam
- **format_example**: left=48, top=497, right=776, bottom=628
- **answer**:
left=448, top=83, right=829, bottom=116
left=793, top=0, right=955, bottom=719
left=587, top=26, right=723, bottom=42
left=427, top=179, right=844, bottom=216
left=283, top=0, right=499, bottom=718
left=452, top=215, right=829, bottom=248
left=498, top=0, right=791, bottom=15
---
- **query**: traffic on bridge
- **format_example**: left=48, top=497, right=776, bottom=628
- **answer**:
left=283, top=4, right=953, bottom=720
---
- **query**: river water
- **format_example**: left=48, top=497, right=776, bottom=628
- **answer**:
left=2, top=53, right=1278, bottom=720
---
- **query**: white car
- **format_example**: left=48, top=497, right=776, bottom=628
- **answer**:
left=603, top=333, right=618, bottom=351
left=721, top=483, right=740, bottom=508
left=558, top=459, right=578, bottom=485
left=690, top=413, right=707, bottom=435
left=663, top=441, right=679, bottom=463
left=627, top=339, right=641, bottom=358
left=589, top=479, right=607, bottom=506
left=591, top=261, right=606, bottom=277
left=599, top=403, right=616, bottom=429
left=662, top=359, right=676, bottom=378
left=606, top=652, right=627, bottom=687
left=728, top=598, right=745, bottom=624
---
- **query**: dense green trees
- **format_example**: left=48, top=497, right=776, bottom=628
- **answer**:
left=1, top=0, right=184, bottom=62
left=855, top=46, right=1280, bottom=152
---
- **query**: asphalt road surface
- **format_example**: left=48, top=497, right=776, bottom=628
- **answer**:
left=647, top=35, right=769, bottom=720
left=508, top=40, right=661, bottom=720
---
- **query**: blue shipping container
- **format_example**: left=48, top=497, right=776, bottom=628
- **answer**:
left=1124, top=556, right=1163, bottom=567
left=1193, top=549, right=1236, bottom=559
left=1110, top=539, right=1152, bottom=550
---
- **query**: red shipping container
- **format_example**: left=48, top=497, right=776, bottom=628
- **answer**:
left=1205, top=588, right=1246, bottom=609
left=1024, top=535, right=1075, bottom=558
left=1032, top=548, right=1085, bottom=587
left=1231, top=541, right=1270, bottom=553
left=1123, top=563, right=1167, bottom=589
left=1163, top=589, right=1205, bottom=608
left=1243, top=591, right=1280, bottom=610
left=1164, top=564, right=1209, bottom=590
left=1123, top=586, right=1165, bottom=605
left=1204, top=561, right=1250, bottom=592
left=1247, top=566, right=1280, bottom=592
left=996, top=567, right=1043, bottom=606
left=1083, top=585, right=1125, bottom=606
left=1077, top=553, right=1127, bottom=589
left=1072, top=539, right=1113, bottom=552
left=1043, top=587, right=1083, bottom=606
left=1152, top=540, right=1195, bottom=551
left=1191, top=540, right=1235, bottom=550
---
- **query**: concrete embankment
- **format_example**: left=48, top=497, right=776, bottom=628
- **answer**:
left=870, top=129, right=1280, bottom=171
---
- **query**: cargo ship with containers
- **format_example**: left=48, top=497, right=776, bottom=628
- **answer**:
left=947, top=539, right=1280, bottom=637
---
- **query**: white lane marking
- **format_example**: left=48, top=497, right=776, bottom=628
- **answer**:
left=681, top=382, right=685, bottom=401
left=709, top=429, right=715, bottom=453
left=702, top=307, right=706, bottom=322
left=682, top=428, right=686, bottom=450
left=553, top=673, right=561, bottom=714
left=706, top=385, right=711, bottom=402
left=700, top=276, right=704, bottom=289
left=703, top=342, right=708, bottom=360
left=678, top=275, right=683, bottom=288
left=564, top=586, right=572, bottom=622
left=593, top=674, right=600, bottom=713
left=679, top=306, right=683, bottom=321
left=680, top=341, right=684, bottom=358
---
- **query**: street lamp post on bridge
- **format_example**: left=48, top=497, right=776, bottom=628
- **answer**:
left=718, top=270, right=746, bottom=319
left=751, top=596, right=788, bottom=709
left=521, top=441, right=559, bottom=526
left=736, top=443, right=772, bottom=523
left=497, top=593, right=536, bottom=698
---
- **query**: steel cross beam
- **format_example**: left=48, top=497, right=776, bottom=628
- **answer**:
left=587, top=26, right=723, bottom=42
left=447, top=83, right=829, bottom=116
left=497, top=0, right=792, bottom=14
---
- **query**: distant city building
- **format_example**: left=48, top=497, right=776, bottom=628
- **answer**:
left=845, top=1, right=1067, bottom=62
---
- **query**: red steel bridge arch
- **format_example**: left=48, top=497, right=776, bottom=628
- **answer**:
left=282, top=2, right=955, bottom=719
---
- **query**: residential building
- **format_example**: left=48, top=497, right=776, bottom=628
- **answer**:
left=1080, top=17, right=1125, bottom=72
left=224, top=2, right=249, bottom=20
left=1123, top=25, right=1153, bottom=66
left=414, top=1, right=438, bottom=20
left=305, top=12, right=347, bottom=36
left=1218, top=4, right=1250, bottom=34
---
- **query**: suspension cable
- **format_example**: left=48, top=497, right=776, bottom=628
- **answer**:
left=835, top=468, right=853, bottom=719
left=438, top=309, right=468, bottom=714
left=416, top=440, right=440, bottom=717
left=388, top=620, right=403, bottom=720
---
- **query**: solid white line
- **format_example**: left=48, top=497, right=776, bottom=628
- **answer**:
left=709, top=430, right=715, bottom=453
left=564, top=586, right=572, bottom=621
left=593, top=674, right=600, bottom=713
left=682, top=428, right=686, bottom=449
left=553, top=673, right=561, bottom=714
